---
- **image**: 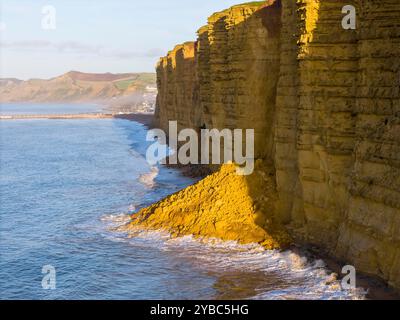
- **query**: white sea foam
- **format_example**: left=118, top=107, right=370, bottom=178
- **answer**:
left=102, top=222, right=367, bottom=300
left=163, top=236, right=366, bottom=300
left=127, top=204, right=136, bottom=212
left=138, top=166, right=159, bottom=188
left=100, top=213, right=132, bottom=224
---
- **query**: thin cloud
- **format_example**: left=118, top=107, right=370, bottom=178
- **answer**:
left=0, top=40, right=163, bottom=59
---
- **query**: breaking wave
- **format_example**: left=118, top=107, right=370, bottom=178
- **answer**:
left=138, top=166, right=159, bottom=188
left=102, top=215, right=366, bottom=300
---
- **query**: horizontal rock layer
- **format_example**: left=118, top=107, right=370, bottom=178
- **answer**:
left=152, top=0, right=400, bottom=289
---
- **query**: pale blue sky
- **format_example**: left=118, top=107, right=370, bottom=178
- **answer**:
left=0, top=0, right=243, bottom=79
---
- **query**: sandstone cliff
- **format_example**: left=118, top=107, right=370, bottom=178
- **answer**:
left=140, top=0, right=400, bottom=290
left=122, top=162, right=291, bottom=249
left=155, top=1, right=281, bottom=160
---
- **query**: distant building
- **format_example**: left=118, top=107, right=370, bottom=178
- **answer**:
left=145, top=85, right=157, bottom=93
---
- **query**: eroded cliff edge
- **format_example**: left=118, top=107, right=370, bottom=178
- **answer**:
left=131, top=0, right=400, bottom=289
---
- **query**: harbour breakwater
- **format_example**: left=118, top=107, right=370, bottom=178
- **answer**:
left=126, top=0, right=400, bottom=290
left=0, top=113, right=115, bottom=120
left=0, top=113, right=154, bottom=125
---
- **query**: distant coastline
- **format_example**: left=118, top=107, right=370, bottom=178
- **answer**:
left=0, top=71, right=157, bottom=115
left=0, top=112, right=154, bottom=125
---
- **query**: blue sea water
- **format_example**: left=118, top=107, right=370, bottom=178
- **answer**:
left=0, top=104, right=365, bottom=300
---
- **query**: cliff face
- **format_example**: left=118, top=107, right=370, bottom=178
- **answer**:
left=151, top=0, right=400, bottom=289
left=155, top=43, right=198, bottom=133
left=155, top=1, right=281, bottom=160
left=276, top=0, right=400, bottom=289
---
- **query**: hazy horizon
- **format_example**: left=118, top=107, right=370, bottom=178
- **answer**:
left=0, top=0, right=244, bottom=80
left=0, top=70, right=156, bottom=81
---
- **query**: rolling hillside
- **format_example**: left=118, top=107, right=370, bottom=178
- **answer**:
left=0, top=71, right=156, bottom=103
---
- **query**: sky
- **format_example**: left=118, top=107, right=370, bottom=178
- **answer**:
left=0, top=0, right=244, bottom=80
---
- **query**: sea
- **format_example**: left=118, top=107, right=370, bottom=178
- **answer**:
left=0, top=103, right=365, bottom=299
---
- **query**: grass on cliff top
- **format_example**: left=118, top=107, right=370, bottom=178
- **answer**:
left=231, top=1, right=266, bottom=8
left=210, top=1, right=266, bottom=19
left=114, top=73, right=156, bottom=90
left=114, top=79, right=135, bottom=90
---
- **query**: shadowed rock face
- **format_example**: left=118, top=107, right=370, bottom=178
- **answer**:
left=155, top=2, right=281, bottom=161
left=146, top=0, right=400, bottom=290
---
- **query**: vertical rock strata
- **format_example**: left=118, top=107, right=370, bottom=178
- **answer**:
left=155, top=1, right=282, bottom=160
left=276, top=0, right=400, bottom=289
left=148, top=0, right=400, bottom=289
left=155, top=42, right=198, bottom=134
left=336, top=0, right=400, bottom=288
